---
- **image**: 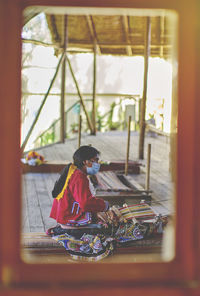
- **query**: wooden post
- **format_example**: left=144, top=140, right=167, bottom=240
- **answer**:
left=21, top=52, right=65, bottom=152
left=145, top=143, right=151, bottom=191
left=78, top=115, right=82, bottom=148
left=60, top=15, right=67, bottom=143
left=139, top=17, right=151, bottom=159
left=125, top=116, right=131, bottom=176
left=66, top=55, right=93, bottom=134
left=91, top=42, right=97, bottom=135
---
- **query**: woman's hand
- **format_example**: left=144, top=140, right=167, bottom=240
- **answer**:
left=97, top=210, right=119, bottom=226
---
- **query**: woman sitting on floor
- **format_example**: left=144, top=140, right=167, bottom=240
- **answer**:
left=48, top=145, right=111, bottom=235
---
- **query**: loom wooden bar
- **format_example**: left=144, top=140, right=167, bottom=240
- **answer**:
left=125, top=115, right=131, bottom=175
left=145, top=143, right=151, bottom=191
left=22, top=38, right=58, bottom=48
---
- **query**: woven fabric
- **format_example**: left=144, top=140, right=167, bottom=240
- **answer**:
left=118, top=203, right=156, bottom=220
left=52, top=233, right=115, bottom=261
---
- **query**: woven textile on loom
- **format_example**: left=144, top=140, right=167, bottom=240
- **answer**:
left=95, top=171, right=132, bottom=191
left=118, top=203, right=156, bottom=220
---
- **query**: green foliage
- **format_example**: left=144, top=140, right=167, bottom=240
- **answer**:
left=96, top=101, right=123, bottom=131
left=70, top=122, right=79, bottom=133
left=107, top=102, right=116, bottom=128
left=40, top=132, right=54, bottom=146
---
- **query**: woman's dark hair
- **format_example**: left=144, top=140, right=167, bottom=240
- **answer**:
left=73, top=145, right=100, bottom=168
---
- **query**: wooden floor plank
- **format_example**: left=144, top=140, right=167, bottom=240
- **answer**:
left=25, top=174, right=45, bottom=232
left=21, top=175, right=30, bottom=232
left=34, top=174, right=54, bottom=231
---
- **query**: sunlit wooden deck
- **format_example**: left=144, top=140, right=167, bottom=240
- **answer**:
left=21, top=131, right=175, bottom=233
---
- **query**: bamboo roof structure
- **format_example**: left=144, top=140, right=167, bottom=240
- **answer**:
left=23, top=8, right=174, bottom=59
left=46, top=14, right=173, bottom=58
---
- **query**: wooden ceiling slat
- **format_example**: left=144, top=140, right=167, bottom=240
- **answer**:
left=85, top=15, right=101, bottom=55
left=121, top=15, right=132, bottom=56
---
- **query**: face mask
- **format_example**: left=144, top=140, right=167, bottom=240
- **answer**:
left=86, top=162, right=101, bottom=175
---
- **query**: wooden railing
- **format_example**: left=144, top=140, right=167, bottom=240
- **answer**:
left=33, top=99, right=127, bottom=148
left=33, top=100, right=81, bottom=148
left=146, top=123, right=170, bottom=137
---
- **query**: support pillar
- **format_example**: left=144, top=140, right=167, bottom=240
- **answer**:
left=91, top=42, right=97, bottom=135
left=60, top=15, right=67, bottom=143
left=139, top=17, right=151, bottom=159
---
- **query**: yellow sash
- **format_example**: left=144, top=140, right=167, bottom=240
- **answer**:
left=56, top=164, right=77, bottom=200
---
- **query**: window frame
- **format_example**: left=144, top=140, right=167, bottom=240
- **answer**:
left=0, top=0, right=199, bottom=287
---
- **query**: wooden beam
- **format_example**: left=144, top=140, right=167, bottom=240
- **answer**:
left=85, top=15, right=101, bottom=55
left=139, top=17, right=151, bottom=159
left=22, top=38, right=172, bottom=50
left=66, top=55, right=94, bottom=134
left=22, top=38, right=171, bottom=58
left=68, top=43, right=171, bottom=58
left=159, top=16, right=165, bottom=58
left=22, top=92, right=140, bottom=98
left=21, top=52, right=65, bottom=152
left=91, top=42, right=97, bottom=135
left=145, top=143, right=151, bottom=191
left=125, top=115, right=131, bottom=176
left=49, top=14, right=61, bottom=44
left=22, top=38, right=58, bottom=48
left=60, top=15, right=67, bottom=143
left=68, top=40, right=171, bottom=48
left=78, top=115, right=82, bottom=148
left=122, top=16, right=132, bottom=56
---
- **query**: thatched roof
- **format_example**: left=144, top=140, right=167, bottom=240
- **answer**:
left=46, top=14, right=173, bottom=59
left=23, top=7, right=174, bottom=59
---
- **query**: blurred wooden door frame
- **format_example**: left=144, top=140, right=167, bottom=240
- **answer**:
left=0, top=0, right=200, bottom=294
